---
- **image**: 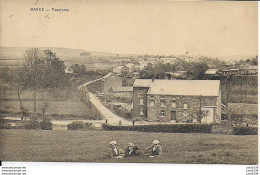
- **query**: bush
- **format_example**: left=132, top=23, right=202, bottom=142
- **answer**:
left=102, top=124, right=213, bottom=133
left=68, top=121, right=85, bottom=130
left=40, top=120, right=53, bottom=130
left=0, top=119, right=12, bottom=129
left=25, top=119, right=40, bottom=130
left=84, top=122, right=95, bottom=130
left=51, top=113, right=102, bottom=120
left=233, top=126, right=258, bottom=135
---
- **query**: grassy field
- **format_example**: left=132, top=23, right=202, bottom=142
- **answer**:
left=0, top=100, right=90, bottom=116
left=0, top=129, right=257, bottom=164
left=0, top=90, right=97, bottom=118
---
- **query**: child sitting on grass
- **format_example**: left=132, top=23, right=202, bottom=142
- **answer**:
left=109, top=140, right=125, bottom=159
left=144, top=140, right=162, bottom=158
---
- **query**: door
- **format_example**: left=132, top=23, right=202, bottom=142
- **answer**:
left=171, top=111, right=176, bottom=121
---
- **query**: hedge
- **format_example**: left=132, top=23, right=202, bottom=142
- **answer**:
left=67, top=121, right=95, bottom=130
left=40, top=120, right=53, bottom=130
left=102, top=124, right=213, bottom=133
left=233, top=126, right=258, bottom=135
left=68, top=121, right=85, bottom=130
left=25, top=120, right=40, bottom=130
left=0, top=119, right=12, bottom=129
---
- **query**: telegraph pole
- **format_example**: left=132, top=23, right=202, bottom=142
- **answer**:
left=199, top=95, right=202, bottom=124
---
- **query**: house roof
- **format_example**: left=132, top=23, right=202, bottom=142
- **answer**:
left=133, top=79, right=153, bottom=87
left=112, top=86, right=133, bottom=92
left=228, top=103, right=258, bottom=115
left=205, top=69, right=218, bottom=75
left=133, top=79, right=220, bottom=96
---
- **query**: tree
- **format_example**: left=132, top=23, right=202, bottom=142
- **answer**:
left=23, top=48, right=69, bottom=117
left=194, top=109, right=210, bottom=124
left=186, top=62, right=208, bottom=79
left=14, top=67, right=31, bottom=119
left=80, top=64, right=87, bottom=74
left=71, top=64, right=81, bottom=74
left=0, top=67, right=30, bottom=120
left=24, top=48, right=44, bottom=115
left=39, top=49, right=69, bottom=116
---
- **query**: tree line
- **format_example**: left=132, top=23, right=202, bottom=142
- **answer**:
left=139, top=60, right=209, bottom=80
left=0, top=48, right=70, bottom=119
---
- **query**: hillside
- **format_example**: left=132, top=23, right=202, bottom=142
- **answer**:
left=0, top=47, right=124, bottom=68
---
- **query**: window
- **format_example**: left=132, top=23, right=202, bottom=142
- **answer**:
left=183, top=103, right=188, bottom=109
left=160, top=110, right=165, bottom=117
left=150, top=100, right=155, bottom=106
left=139, top=109, right=144, bottom=115
left=183, top=111, right=188, bottom=117
left=171, top=101, right=176, bottom=107
left=160, top=100, right=165, bottom=107
left=139, top=99, right=144, bottom=105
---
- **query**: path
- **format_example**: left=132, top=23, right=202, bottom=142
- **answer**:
left=78, top=78, right=132, bottom=126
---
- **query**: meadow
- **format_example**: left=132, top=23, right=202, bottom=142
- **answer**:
left=0, top=89, right=97, bottom=118
left=0, top=129, right=257, bottom=164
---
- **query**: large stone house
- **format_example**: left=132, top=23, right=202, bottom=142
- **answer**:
left=132, top=79, right=221, bottom=123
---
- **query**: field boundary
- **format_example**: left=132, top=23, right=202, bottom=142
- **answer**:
left=102, top=123, right=258, bottom=135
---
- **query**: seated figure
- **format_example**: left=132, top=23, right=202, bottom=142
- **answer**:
left=125, top=143, right=140, bottom=157
left=144, top=140, right=162, bottom=157
left=109, top=140, right=125, bottom=158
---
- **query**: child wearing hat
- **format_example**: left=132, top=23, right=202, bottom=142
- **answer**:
left=109, top=140, right=125, bottom=158
left=144, top=140, right=162, bottom=157
left=125, top=143, right=140, bottom=157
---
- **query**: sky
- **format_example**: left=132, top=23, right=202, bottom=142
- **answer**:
left=0, top=0, right=258, bottom=57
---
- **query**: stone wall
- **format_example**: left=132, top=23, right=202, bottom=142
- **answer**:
left=147, top=94, right=220, bottom=122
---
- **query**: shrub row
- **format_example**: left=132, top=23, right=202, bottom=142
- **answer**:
left=67, top=121, right=94, bottom=130
left=233, top=126, right=258, bottom=135
left=51, top=113, right=102, bottom=120
left=102, top=124, right=213, bottom=133
left=24, top=120, right=53, bottom=130
left=0, top=119, right=12, bottom=129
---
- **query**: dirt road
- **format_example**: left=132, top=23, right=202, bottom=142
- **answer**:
left=78, top=78, right=132, bottom=126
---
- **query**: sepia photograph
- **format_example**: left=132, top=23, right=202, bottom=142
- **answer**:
left=0, top=0, right=258, bottom=168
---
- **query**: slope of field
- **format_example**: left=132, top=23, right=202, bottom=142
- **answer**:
left=0, top=129, right=257, bottom=164
left=220, top=76, right=258, bottom=104
left=0, top=47, right=122, bottom=69
left=0, top=90, right=100, bottom=120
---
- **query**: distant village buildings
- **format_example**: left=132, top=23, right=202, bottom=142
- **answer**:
left=113, top=66, right=129, bottom=75
left=204, top=64, right=258, bottom=78
left=65, top=67, right=73, bottom=74
left=204, top=69, right=218, bottom=78
left=132, top=79, right=221, bottom=124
